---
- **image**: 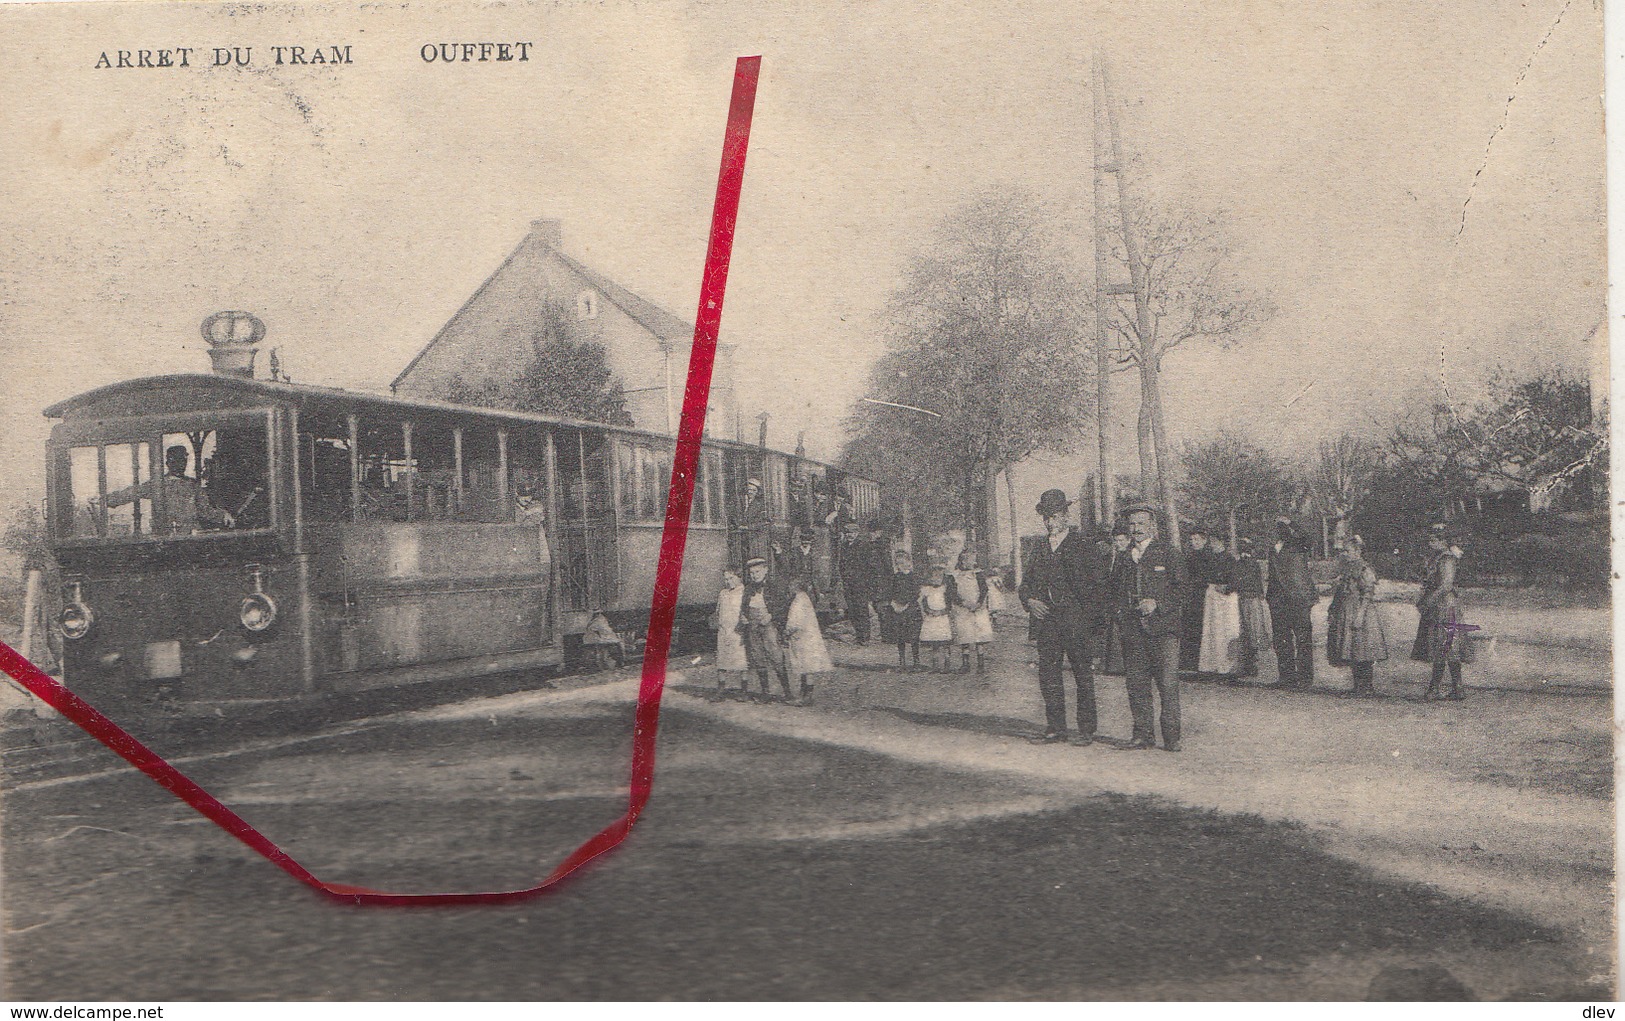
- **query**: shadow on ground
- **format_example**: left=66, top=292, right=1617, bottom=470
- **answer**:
left=2, top=705, right=1604, bottom=1000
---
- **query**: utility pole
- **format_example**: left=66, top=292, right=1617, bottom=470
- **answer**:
left=1092, top=53, right=1118, bottom=529
left=1094, top=52, right=1182, bottom=550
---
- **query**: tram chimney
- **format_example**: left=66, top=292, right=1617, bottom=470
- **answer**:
left=201, top=311, right=267, bottom=378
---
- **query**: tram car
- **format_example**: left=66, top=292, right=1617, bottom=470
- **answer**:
left=42, top=372, right=880, bottom=708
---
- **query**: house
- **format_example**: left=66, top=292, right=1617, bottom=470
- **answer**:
left=391, top=218, right=739, bottom=437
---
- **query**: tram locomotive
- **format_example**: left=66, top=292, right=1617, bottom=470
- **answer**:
left=43, top=373, right=879, bottom=708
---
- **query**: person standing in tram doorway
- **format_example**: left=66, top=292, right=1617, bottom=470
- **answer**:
left=734, top=476, right=773, bottom=566
left=514, top=479, right=554, bottom=648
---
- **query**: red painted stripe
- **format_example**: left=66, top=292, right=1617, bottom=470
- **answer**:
left=0, top=55, right=761, bottom=905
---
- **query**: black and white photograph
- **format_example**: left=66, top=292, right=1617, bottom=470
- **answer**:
left=0, top=0, right=1614, bottom=1003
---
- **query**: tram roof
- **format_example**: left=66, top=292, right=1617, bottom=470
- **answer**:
left=44, top=374, right=871, bottom=480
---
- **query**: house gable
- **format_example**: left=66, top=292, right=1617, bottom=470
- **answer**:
left=392, top=218, right=737, bottom=436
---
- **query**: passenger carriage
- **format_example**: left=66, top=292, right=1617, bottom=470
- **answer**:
left=43, top=373, right=879, bottom=708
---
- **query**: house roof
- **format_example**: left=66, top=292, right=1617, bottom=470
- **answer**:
left=552, top=250, right=693, bottom=341
left=389, top=227, right=695, bottom=391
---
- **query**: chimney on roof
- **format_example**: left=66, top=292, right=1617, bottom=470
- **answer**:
left=201, top=310, right=267, bottom=379
left=531, top=217, right=562, bottom=249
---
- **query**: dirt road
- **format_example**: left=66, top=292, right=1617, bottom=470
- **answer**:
left=0, top=613, right=1612, bottom=1000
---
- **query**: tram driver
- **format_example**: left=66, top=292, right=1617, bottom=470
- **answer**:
left=101, top=444, right=236, bottom=534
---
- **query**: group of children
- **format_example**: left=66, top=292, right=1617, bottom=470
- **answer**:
left=711, top=529, right=1009, bottom=702
left=712, top=557, right=833, bottom=704
left=878, top=530, right=1007, bottom=674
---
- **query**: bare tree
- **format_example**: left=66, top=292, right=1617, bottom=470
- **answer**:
left=1307, top=434, right=1382, bottom=547
left=1102, top=203, right=1271, bottom=545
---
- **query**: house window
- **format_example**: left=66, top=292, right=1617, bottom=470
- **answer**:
left=576, top=289, right=599, bottom=321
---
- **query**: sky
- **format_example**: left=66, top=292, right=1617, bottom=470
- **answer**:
left=0, top=0, right=1607, bottom=531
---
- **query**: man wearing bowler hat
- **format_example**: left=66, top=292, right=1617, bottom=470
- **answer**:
left=1018, top=489, right=1107, bottom=745
left=1111, top=502, right=1187, bottom=751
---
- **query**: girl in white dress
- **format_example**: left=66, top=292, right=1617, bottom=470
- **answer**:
left=714, top=569, right=747, bottom=697
left=784, top=578, right=833, bottom=704
left=947, top=547, right=995, bottom=673
left=985, top=568, right=1009, bottom=627
left=917, top=563, right=955, bottom=673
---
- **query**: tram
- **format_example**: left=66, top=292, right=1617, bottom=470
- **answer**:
left=43, top=373, right=880, bottom=707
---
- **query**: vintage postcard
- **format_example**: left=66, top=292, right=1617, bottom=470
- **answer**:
left=0, top=0, right=1612, bottom=1003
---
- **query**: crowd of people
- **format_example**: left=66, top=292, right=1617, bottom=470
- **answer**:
left=709, top=483, right=1478, bottom=746
left=711, top=518, right=1012, bottom=705
left=1012, top=491, right=1477, bottom=751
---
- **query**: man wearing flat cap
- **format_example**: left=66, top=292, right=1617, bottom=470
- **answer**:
left=732, top=476, right=773, bottom=567
left=738, top=555, right=798, bottom=702
left=1018, top=489, right=1108, bottom=745
left=1110, top=502, right=1187, bottom=751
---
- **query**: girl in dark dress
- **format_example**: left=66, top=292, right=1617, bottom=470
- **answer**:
left=877, top=547, right=922, bottom=668
left=1326, top=535, right=1388, bottom=696
left=1411, top=524, right=1469, bottom=699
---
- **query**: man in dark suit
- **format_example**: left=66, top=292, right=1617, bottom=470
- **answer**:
left=783, top=530, right=822, bottom=603
left=1018, top=489, right=1107, bottom=746
left=739, top=556, right=796, bottom=702
left=1112, top=503, right=1187, bottom=751
left=838, top=519, right=885, bottom=644
left=1266, top=516, right=1318, bottom=690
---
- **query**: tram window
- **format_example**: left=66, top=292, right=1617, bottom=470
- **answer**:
left=63, top=424, right=269, bottom=540
left=764, top=457, right=790, bottom=522
left=616, top=439, right=675, bottom=523
left=699, top=449, right=726, bottom=527
left=458, top=426, right=507, bottom=522
left=299, top=417, right=354, bottom=523
left=355, top=419, right=409, bottom=521
left=102, top=443, right=152, bottom=536
left=410, top=421, right=457, bottom=521
left=163, top=427, right=271, bottom=531
left=65, top=447, right=107, bottom=538
left=643, top=446, right=671, bottom=520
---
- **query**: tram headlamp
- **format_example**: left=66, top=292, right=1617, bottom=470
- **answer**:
left=59, top=602, right=94, bottom=641
left=58, top=579, right=93, bottom=641
left=239, top=564, right=278, bottom=633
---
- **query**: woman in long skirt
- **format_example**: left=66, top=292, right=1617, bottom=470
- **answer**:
left=1411, top=523, right=1469, bottom=700
left=1197, top=536, right=1243, bottom=678
left=1179, top=528, right=1212, bottom=671
left=714, top=568, right=748, bottom=698
left=784, top=578, right=833, bottom=704
left=1234, top=538, right=1272, bottom=678
left=1326, top=535, right=1387, bottom=696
